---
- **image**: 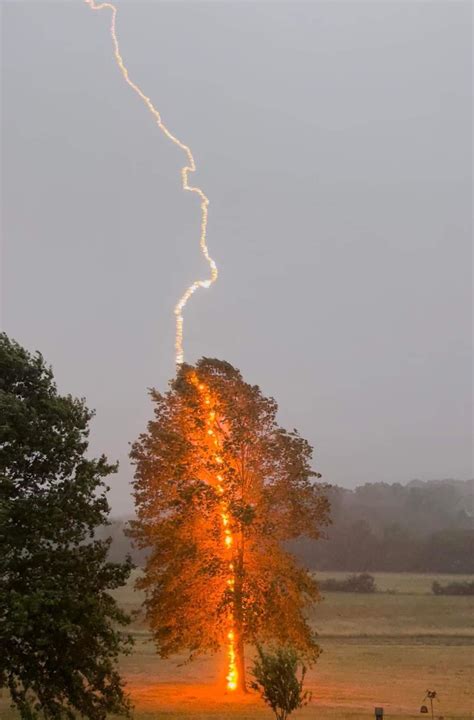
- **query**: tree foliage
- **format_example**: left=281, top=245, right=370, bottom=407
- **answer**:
left=251, top=645, right=311, bottom=720
left=0, top=333, right=133, bottom=719
left=130, top=358, right=330, bottom=690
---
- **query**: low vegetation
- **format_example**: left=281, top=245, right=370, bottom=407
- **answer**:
left=319, top=573, right=376, bottom=593
left=251, top=646, right=312, bottom=720
left=432, top=580, right=474, bottom=596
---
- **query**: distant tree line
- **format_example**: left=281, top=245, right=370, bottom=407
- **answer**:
left=292, top=480, right=473, bottom=574
left=294, top=525, right=473, bottom=574
left=103, top=478, right=473, bottom=574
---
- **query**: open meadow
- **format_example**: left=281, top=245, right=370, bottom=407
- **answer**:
left=2, top=571, right=471, bottom=720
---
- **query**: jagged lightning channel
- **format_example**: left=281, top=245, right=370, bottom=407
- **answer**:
left=84, top=1, right=218, bottom=365
left=191, top=373, right=238, bottom=692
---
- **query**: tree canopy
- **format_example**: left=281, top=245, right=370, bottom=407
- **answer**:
left=0, top=333, right=132, bottom=719
left=130, top=358, right=330, bottom=691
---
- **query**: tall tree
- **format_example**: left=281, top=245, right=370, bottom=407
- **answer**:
left=130, top=358, right=330, bottom=692
left=0, top=333, right=132, bottom=719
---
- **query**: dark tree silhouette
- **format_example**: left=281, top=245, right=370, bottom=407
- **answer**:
left=0, top=333, right=132, bottom=719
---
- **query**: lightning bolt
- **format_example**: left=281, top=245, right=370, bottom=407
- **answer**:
left=84, top=1, right=218, bottom=365
left=191, top=373, right=238, bottom=692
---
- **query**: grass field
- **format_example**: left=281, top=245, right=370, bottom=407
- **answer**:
left=1, top=572, right=472, bottom=719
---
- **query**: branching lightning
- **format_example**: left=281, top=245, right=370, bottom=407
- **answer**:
left=84, top=1, right=218, bottom=365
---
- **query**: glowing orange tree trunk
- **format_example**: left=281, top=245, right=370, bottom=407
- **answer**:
left=190, top=374, right=239, bottom=690
left=233, top=546, right=247, bottom=692
left=130, top=359, right=330, bottom=693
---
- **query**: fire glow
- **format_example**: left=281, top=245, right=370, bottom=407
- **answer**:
left=84, top=0, right=218, bottom=366
left=192, top=374, right=238, bottom=692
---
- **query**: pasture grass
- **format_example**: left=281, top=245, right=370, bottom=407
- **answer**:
left=1, top=572, right=472, bottom=719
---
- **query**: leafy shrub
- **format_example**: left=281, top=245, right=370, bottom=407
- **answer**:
left=251, top=646, right=312, bottom=720
left=432, top=580, right=474, bottom=596
left=319, top=573, right=377, bottom=593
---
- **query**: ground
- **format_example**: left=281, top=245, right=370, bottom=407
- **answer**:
left=1, top=571, right=472, bottom=719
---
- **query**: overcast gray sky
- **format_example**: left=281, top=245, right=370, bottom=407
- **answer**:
left=2, top=0, right=472, bottom=513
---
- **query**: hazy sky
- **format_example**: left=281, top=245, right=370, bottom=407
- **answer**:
left=2, top=1, right=472, bottom=513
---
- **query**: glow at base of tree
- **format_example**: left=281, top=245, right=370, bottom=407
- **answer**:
left=192, top=374, right=238, bottom=691
left=84, top=0, right=218, bottom=366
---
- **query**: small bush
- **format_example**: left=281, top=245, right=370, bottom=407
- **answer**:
left=432, top=580, right=474, bottom=596
left=319, top=573, right=377, bottom=593
left=251, top=646, right=312, bottom=720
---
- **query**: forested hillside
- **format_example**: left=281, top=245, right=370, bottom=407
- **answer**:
left=100, top=478, right=473, bottom=573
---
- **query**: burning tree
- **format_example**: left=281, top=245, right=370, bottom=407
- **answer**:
left=130, top=358, right=330, bottom=692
